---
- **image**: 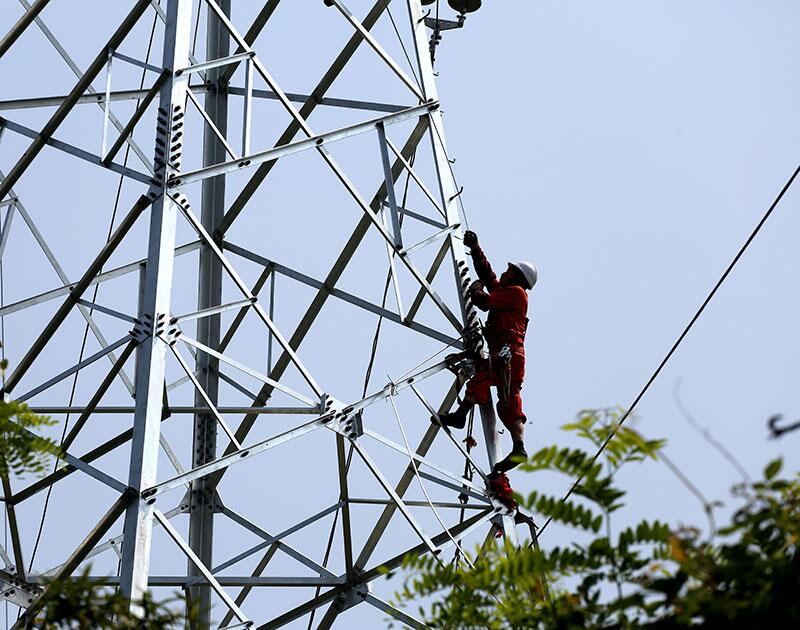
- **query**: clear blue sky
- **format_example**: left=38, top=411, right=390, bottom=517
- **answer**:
left=0, top=0, right=798, bottom=627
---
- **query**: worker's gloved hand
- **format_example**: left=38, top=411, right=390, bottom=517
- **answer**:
left=468, top=280, right=485, bottom=295
left=463, top=230, right=479, bottom=248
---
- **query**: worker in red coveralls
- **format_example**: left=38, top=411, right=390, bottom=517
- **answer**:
left=436, top=230, right=537, bottom=473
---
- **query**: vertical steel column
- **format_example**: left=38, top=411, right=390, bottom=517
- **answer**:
left=403, top=0, right=498, bottom=458
left=406, top=0, right=516, bottom=538
left=189, top=1, right=230, bottom=625
left=119, top=0, right=194, bottom=611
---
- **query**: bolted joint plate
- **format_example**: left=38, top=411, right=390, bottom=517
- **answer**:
left=320, top=396, right=364, bottom=442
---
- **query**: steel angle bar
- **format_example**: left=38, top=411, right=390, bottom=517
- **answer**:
left=112, top=51, right=163, bottom=75
left=6, top=416, right=129, bottom=494
left=384, top=202, right=447, bottom=229
left=1, top=173, right=136, bottom=393
left=186, top=87, right=239, bottom=160
left=75, top=299, right=138, bottom=324
left=242, top=58, right=253, bottom=155
left=385, top=134, right=445, bottom=216
left=0, top=200, right=17, bottom=259
left=257, top=589, right=339, bottom=630
left=349, top=497, right=487, bottom=510
left=0, top=199, right=16, bottom=208
left=377, top=122, right=402, bottom=248
left=218, top=371, right=259, bottom=401
left=0, top=544, right=14, bottom=570
left=0, top=85, right=408, bottom=115
left=222, top=242, right=458, bottom=347
left=0, top=241, right=200, bottom=318
left=211, top=118, right=431, bottom=490
left=235, top=89, right=407, bottom=114
left=41, top=505, right=184, bottom=578
left=355, top=381, right=458, bottom=570
left=363, top=428, right=489, bottom=497
left=220, top=264, right=272, bottom=351
left=179, top=334, right=317, bottom=407
left=410, top=383, right=488, bottom=482
left=0, top=0, right=51, bottom=58
left=218, top=0, right=280, bottom=82
left=260, top=513, right=492, bottom=628
left=313, top=602, right=340, bottom=630
left=176, top=51, right=254, bottom=77
left=31, top=406, right=318, bottom=415
left=176, top=202, right=324, bottom=398
left=218, top=543, right=279, bottom=629
left=169, top=102, right=434, bottom=188
left=218, top=507, right=337, bottom=579
left=327, top=0, right=424, bottom=101
left=401, top=223, right=459, bottom=257
left=0, top=118, right=153, bottom=185
left=351, top=358, right=452, bottom=415
left=17, top=334, right=132, bottom=402
left=58, top=449, right=128, bottom=494
left=47, top=575, right=339, bottom=590
left=0, top=89, right=160, bottom=111
left=381, top=207, right=405, bottom=321
left=17, top=0, right=154, bottom=172
left=0, top=0, right=153, bottom=201
left=142, top=417, right=328, bottom=497
left=12, top=489, right=136, bottom=630
left=416, top=469, right=487, bottom=504
left=147, top=0, right=205, bottom=77
left=360, top=507, right=491, bottom=582
left=159, top=434, right=186, bottom=477
left=10, top=411, right=173, bottom=506
left=174, top=297, right=255, bottom=323
left=103, top=69, right=170, bottom=165
left=353, top=442, right=439, bottom=557
left=363, top=594, right=426, bottom=630
left=1, top=478, right=26, bottom=580
left=61, top=341, right=136, bottom=451
left=433, top=508, right=497, bottom=556
left=167, top=343, right=243, bottom=449
left=153, top=509, right=250, bottom=625
left=336, top=435, right=354, bottom=581
left=214, top=0, right=395, bottom=235
left=101, top=48, right=113, bottom=159
left=406, top=235, right=450, bottom=323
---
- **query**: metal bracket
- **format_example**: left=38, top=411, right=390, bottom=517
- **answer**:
left=323, top=397, right=364, bottom=442
left=131, top=312, right=168, bottom=344
left=0, top=571, right=43, bottom=609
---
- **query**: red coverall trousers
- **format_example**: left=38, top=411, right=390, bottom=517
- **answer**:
left=465, top=348, right=526, bottom=426
left=464, top=244, right=529, bottom=428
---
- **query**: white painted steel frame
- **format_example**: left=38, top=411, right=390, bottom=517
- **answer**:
left=0, top=0, right=535, bottom=626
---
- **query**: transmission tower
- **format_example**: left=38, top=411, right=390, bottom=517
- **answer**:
left=0, top=1, right=533, bottom=627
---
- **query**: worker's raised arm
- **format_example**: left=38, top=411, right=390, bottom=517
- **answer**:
left=463, top=231, right=498, bottom=290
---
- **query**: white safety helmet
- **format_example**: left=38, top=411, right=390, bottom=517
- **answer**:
left=510, top=261, right=537, bottom=289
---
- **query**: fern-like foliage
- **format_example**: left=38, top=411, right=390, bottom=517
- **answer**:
left=0, top=400, right=60, bottom=478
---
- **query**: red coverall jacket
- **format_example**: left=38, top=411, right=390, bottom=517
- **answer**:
left=465, top=245, right=528, bottom=425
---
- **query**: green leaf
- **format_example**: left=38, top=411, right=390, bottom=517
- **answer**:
left=764, top=458, right=782, bottom=480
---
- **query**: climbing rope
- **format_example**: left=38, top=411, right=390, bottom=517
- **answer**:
left=538, top=161, right=800, bottom=537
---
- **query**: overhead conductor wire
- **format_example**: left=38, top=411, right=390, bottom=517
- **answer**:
left=538, top=162, right=800, bottom=537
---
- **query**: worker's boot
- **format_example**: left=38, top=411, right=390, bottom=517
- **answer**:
left=433, top=399, right=473, bottom=430
left=493, top=440, right=527, bottom=473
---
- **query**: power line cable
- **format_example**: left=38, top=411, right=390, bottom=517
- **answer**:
left=538, top=161, right=800, bottom=537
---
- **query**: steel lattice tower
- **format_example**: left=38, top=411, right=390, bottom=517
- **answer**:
left=0, top=1, right=537, bottom=627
